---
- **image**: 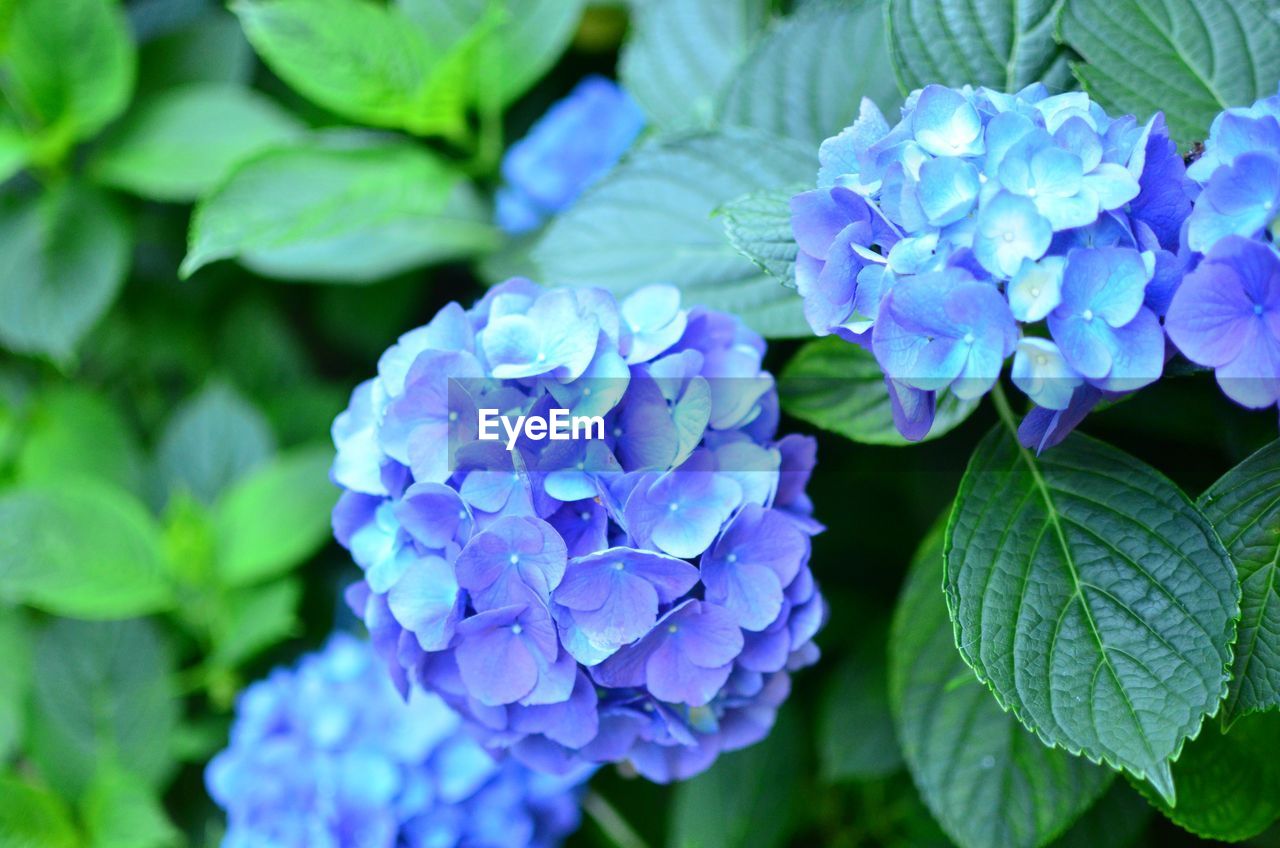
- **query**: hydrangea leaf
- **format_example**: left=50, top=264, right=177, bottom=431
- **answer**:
left=819, top=649, right=903, bottom=782
left=213, top=444, right=337, bottom=587
left=1197, top=439, right=1280, bottom=724
left=0, top=774, right=78, bottom=848
left=210, top=579, right=302, bottom=668
left=886, top=0, right=1071, bottom=94
left=0, top=183, right=131, bottom=363
left=136, top=10, right=254, bottom=93
left=0, top=613, right=31, bottom=763
left=1131, top=711, right=1280, bottom=841
left=181, top=139, right=496, bottom=282
left=533, top=129, right=813, bottom=338
left=16, top=387, right=144, bottom=496
left=156, top=382, right=275, bottom=506
left=28, top=619, right=179, bottom=799
left=945, top=425, right=1239, bottom=804
left=891, top=520, right=1113, bottom=848
left=779, top=338, right=979, bottom=445
left=721, top=186, right=800, bottom=286
left=0, top=482, right=175, bottom=619
left=1048, top=782, right=1151, bottom=848
left=619, top=0, right=770, bottom=131
left=719, top=0, right=899, bottom=148
left=1060, top=0, right=1280, bottom=147
left=91, top=82, right=304, bottom=201
left=82, top=761, right=183, bottom=848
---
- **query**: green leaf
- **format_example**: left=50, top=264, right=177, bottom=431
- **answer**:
left=819, top=650, right=903, bottom=782
left=533, top=129, right=813, bottom=338
left=891, top=520, right=1113, bottom=848
left=214, top=444, right=336, bottom=587
left=669, top=710, right=803, bottom=848
left=28, top=619, right=178, bottom=799
left=721, top=186, right=799, bottom=286
left=1059, top=0, right=1280, bottom=146
left=619, top=0, right=770, bottom=131
left=0, top=775, right=79, bottom=848
left=210, top=578, right=301, bottom=667
left=137, top=10, right=254, bottom=94
left=1048, top=782, right=1151, bottom=848
left=82, top=763, right=181, bottom=848
left=886, top=0, right=1072, bottom=93
left=0, top=611, right=31, bottom=762
left=0, top=183, right=131, bottom=363
left=92, top=83, right=303, bottom=201
left=182, top=138, right=495, bottom=282
left=156, top=382, right=275, bottom=506
left=0, top=482, right=174, bottom=619
left=2, top=0, right=135, bottom=161
left=945, top=424, right=1240, bottom=804
left=1197, top=439, right=1280, bottom=723
left=779, top=338, right=978, bottom=445
left=232, top=0, right=481, bottom=138
left=16, top=387, right=143, bottom=495
left=720, top=0, right=899, bottom=147
left=1132, top=711, right=1280, bottom=841
left=398, top=0, right=585, bottom=106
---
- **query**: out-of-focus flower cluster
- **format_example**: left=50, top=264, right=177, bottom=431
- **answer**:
left=332, top=279, right=825, bottom=782
left=792, top=84, right=1193, bottom=444
left=496, top=76, right=645, bottom=235
left=206, top=634, right=585, bottom=848
left=1165, top=92, right=1280, bottom=412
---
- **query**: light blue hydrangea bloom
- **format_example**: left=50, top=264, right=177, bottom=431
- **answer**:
left=206, top=634, right=586, bottom=848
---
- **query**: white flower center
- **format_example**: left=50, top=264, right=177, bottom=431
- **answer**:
left=1082, top=309, right=1094, bottom=322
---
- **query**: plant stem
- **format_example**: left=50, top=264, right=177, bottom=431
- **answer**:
left=584, top=791, right=651, bottom=848
left=989, top=381, right=1019, bottom=436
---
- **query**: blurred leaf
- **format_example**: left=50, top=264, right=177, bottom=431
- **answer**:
left=92, top=82, right=304, bottom=201
left=0, top=774, right=79, bottom=848
left=885, top=0, right=1071, bottom=94
left=28, top=618, right=178, bottom=799
left=0, top=482, right=174, bottom=618
left=261, top=382, right=347, bottom=448
left=946, top=428, right=1239, bottom=804
left=534, top=129, right=812, bottom=338
left=0, top=183, right=131, bottom=363
left=0, top=123, right=28, bottom=183
left=156, top=382, right=275, bottom=506
left=82, top=763, right=181, bottom=848
left=218, top=298, right=311, bottom=398
left=1060, top=0, right=1280, bottom=146
left=1, top=0, right=135, bottom=161
left=213, top=444, right=336, bottom=587
left=16, top=387, right=143, bottom=495
left=182, top=139, right=496, bottom=282
left=669, top=710, right=803, bottom=848
left=137, top=10, right=254, bottom=93
left=1133, top=712, right=1280, bottom=841
left=1197, top=438, right=1280, bottom=723
left=819, top=651, right=902, bottom=783
left=211, top=578, right=301, bottom=666
left=161, top=491, right=216, bottom=588
left=171, top=717, right=230, bottom=764
left=779, top=338, right=978, bottom=445
left=1048, top=782, right=1151, bottom=848
left=399, top=0, right=586, bottom=106
left=720, top=186, right=798, bottom=286
left=890, top=520, right=1113, bottom=848
left=0, top=611, right=30, bottom=762
left=720, top=0, right=899, bottom=147
left=233, top=0, right=486, bottom=139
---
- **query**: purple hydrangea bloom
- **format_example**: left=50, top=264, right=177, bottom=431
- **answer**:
left=332, top=280, right=825, bottom=782
left=496, top=76, right=645, bottom=234
left=206, top=634, right=586, bottom=848
left=792, top=85, right=1193, bottom=442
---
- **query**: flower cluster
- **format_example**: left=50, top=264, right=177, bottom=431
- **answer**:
left=332, top=279, right=825, bottom=782
left=1165, top=92, right=1280, bottom=411
left=792, top=84, right=1192, bottom=442
left=496, top=76, right=645, bottom=235
left=206, top=634, right=585, bottom=848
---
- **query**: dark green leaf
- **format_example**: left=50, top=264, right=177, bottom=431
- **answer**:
left=0, top=183, right=131, bottom=362
left=945, top=426, right=1239, bottom=803
left=1060, top=0, right=1280, bottom=146
left=721, top=186, right=799, bottom=286
left=0, top=612, right=31, bottom=762
left=886, top=0, right=1071, bottom=93
left=137, top=10, right=254, bottom=94
left=819, top=651, right=903, bottom=782
left=17, top=387, right=143, bottom=495
left=891, top=520, right=1112, bottom=848
left=1197, top=439, right=1280, bottom=723
left=1048, top=782, right=1151, bottom=848
left=182, top=139, right=495, bottom=282
left=534, top=129, right=813, bottom=338
left=156, top=382, right=275, bottom=506
left=82, top=762, right=181, bottom=848
left=779, top=337, right=978, bottom=445
left=0, top=774, right=78, bottom=848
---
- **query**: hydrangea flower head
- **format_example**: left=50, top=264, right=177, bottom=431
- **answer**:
left=206, top=634, right=585, bottom=848
left=792, top=85, right=1193, bottom=441
left=332, top=279, right=825, bottom=782
left=496, top=76, right=645, bottom=234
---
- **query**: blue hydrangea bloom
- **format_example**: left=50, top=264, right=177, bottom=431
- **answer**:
left=792, top=86, right=1193, bottom=442
left=332, top=280, right=825, bottom=782
left=206, top=634, right=586, bottom=848
left=496, top=76, right=645, bottom=234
